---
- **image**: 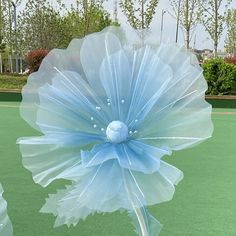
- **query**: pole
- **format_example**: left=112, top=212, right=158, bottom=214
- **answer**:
left=12, top=1, right=19, bottom=73
left=175, top=0, right=181, bottom=43
left=160, top=9, right=166, bottom=43
left=141, top=0, right=145, bottom=29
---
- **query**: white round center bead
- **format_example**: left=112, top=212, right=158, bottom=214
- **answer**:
left=106, top=120, right=128, bottom=143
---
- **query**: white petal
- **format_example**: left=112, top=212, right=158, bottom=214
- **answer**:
left=80, top=30, right=122, bottom=97
left=20, top=38, right=84, bottom=131
left=17, top=134, right=101, bottom=187
left=0, top=184, right=13, bottom=236
left=36, top=71, right=110, bottom=135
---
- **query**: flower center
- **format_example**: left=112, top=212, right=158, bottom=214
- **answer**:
left=106, top=120, right=128, bottom=143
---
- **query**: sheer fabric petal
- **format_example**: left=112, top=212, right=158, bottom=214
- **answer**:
left=37, top=71, right=110, bottom=135
left=20, top=38, right=85, bottom=131
left=134, top=44, right=213, bottom=150
left=81, top=141, right=171, bottom=174
left=17, top=134, right=102, bottom=187
left=80, top=30, right=122, bottom=97
left=40, top=160, right=182, bottom=228
left=0, top=184, right=13, bottom=236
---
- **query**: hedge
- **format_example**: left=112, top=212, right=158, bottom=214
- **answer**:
left=0, top=74, right=27, bottom=89
left=202, top=58, right=236, bottom=95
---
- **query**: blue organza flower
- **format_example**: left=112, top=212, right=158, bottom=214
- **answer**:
left=0, top=184, right=13, bottom=236
left=17, top=27, right=213, bottom=235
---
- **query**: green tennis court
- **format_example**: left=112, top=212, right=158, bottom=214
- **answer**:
left=0, top=101, right=236, bottom=236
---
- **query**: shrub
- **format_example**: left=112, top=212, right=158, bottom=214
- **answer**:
left=225, top=56, right=236, bottom=65
left=0, top=74, right=27, bottom=89
left=25, top=49, right=49, bottom=74
left=202, top=58, right=236, bottom=95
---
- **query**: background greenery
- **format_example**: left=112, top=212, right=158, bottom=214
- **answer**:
left=0, top=73, right=26, bottom=89
left=202, top=58, right=236, bottom=95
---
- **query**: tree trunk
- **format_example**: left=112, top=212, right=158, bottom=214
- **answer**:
left=0, top=53, right=2, bottom=73
left=186, top=28, right=190, bottom=49
left=214, top=42, right=217, bottom=58
left=83, top=0, right=89, bottom=37
left=8, top=54, right=13, bottom=73
left=20, top=56, right=23, bottom=73
left=141, top=0, right=144, bottom=29
left=214, top=0, right=218, bottom=58
left=185, top=0, right=190, bottom=49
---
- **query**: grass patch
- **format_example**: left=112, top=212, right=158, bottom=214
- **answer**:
left=0, top=74, right=27, bottom=89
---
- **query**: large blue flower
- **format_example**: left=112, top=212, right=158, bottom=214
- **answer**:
left=17, top=27, right=213, bottom=235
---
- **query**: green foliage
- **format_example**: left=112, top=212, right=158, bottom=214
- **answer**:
left=0, top=0, right=5, bottom=53
left=0, top=0, right=117, bottom=74
left=225, top=9, right=236, bottom=56
left=200, top=0, right=232, bottom=57
left=202, top=58, right=236, bottom=95
left=0, top=73, right=27, bottom=89
left=17, top=0, right=116, bottom=53
left=120, top=0, right=159, bottom=29
left=61, top=0, right=116, bottom=44
left=18, top=0, right=66, bottom=51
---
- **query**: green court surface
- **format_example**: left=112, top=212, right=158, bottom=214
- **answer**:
left=0, top=101, right=236, bottom=236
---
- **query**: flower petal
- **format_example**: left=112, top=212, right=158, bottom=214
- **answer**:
left=126, top=46, right=173, bottom=125
left=20, top=38, right=85, bottom=131
left=37, top=71, right=110, bottom=135
left=17, top=134, right=102, bottom=187
left=137, top=90, right=213, bottom=150
left=40, top=159, right=182, bottom=228
left=81, top=141, right=171, bottom=174
left=99, top=50, right=133, bottom=121
left=116, top=141, right=171, bottom=174
left=80, top=29, right=122, bottom=97
left=0, top=184, right=13, bottom=236
left=159, top=160, right=184, bottom=185
left=41, top=160, right=123, bottom=227
left=81, top=143, right=116, bottom=168
left=135, top=44, right=213, bottom=150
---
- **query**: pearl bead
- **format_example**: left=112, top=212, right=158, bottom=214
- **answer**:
left=106, top=121, right=128, bottom=143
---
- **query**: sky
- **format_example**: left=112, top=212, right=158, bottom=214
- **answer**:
left=18, top=0, right=236, bottom=51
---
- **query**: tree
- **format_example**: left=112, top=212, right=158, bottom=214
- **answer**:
left=0, top=0, right=5, bottom=51
left=0, top=0, right=6, bottom=72
left=17, top=0, right=67, bottom=52
left=62, top=0, right=116, bottom=42
left=200, top=0, right=232, bottom=57
left=170, top=0, right=202, bottom=49
left=18, top=0, right=116, bottom=53
left=0, top=0, right=22, bottom=73
left=0, top=0, right=13, bottom=72
left=120, top=0, right=159, bottom=29
left=225, top=9, right=236, bottom=56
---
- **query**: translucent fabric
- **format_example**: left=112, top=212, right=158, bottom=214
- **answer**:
left=17, top=26, right=213, bottom=236
left=0, top=184, right=13, bottom=236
